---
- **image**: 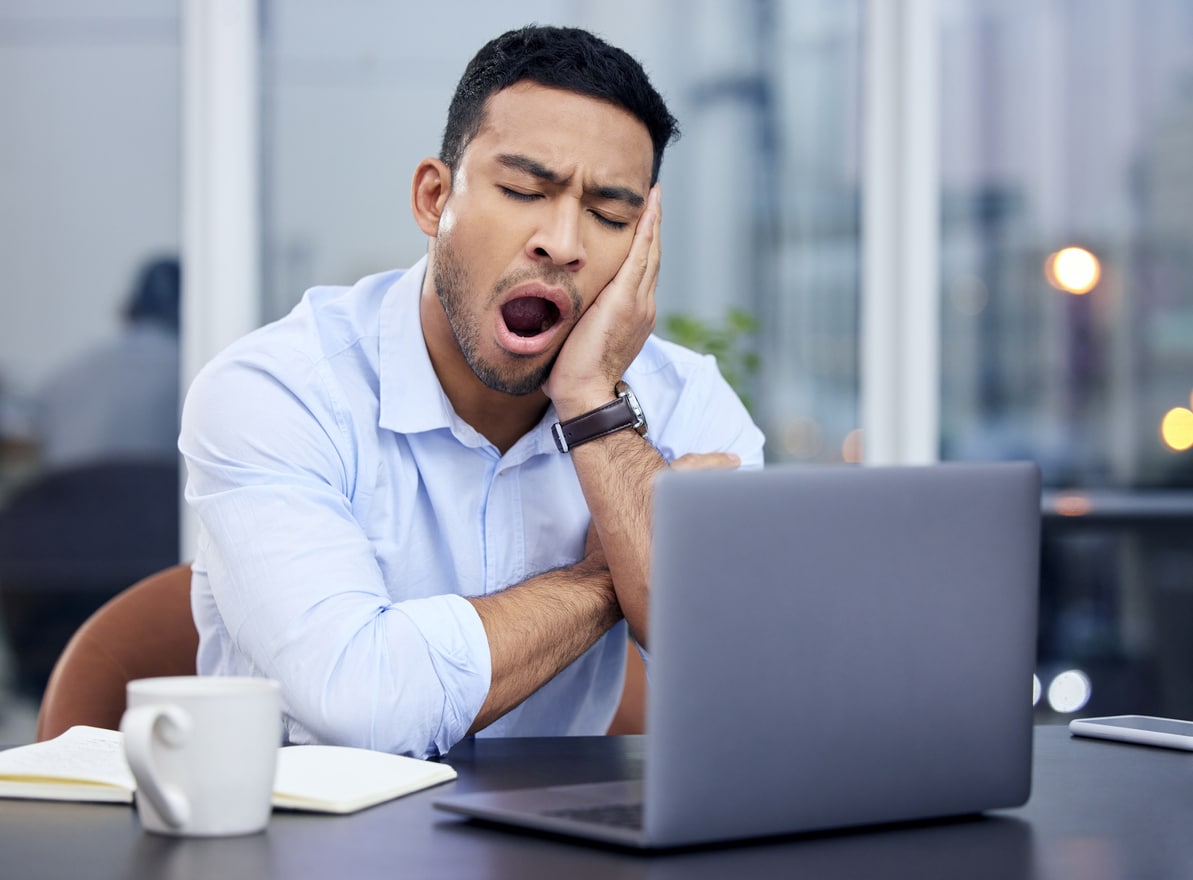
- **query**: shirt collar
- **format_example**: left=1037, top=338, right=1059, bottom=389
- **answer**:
left=377, top=256, right=459, bottom=436
left=376, top=255, right=562, bottom=459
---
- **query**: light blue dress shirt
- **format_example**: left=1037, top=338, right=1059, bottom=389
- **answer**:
left=180, top=257, right=765, bottom=758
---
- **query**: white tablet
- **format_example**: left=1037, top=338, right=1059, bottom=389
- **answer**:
left=1069, top=714, right=1193, bottom=751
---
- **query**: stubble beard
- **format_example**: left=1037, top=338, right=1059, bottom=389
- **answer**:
left=432, top=236, right=574, bottom=397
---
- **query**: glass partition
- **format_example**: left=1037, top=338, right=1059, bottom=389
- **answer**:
left=0, top=1, right=183, bottom=742
left=5, top=1, right=1191, bottom=741
left=939, top=0, right=1193, bottom=719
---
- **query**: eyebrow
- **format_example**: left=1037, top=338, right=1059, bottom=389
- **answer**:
left=496, top=153, right=645, bottom=209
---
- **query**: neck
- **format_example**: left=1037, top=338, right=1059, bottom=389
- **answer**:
left=418, top=276, right=550, bottom=455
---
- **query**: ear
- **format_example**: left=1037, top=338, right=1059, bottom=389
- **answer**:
left=411, top=158, right=452, bottom=238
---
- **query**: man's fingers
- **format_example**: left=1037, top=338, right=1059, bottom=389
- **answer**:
left=625, top=185, right=660, bottom=272
left=670, top=452, right=742, bottom=472
left=542, top=186, right=661, bottom=405
left=641, top=186, right=662, bottom=292
left=629, top=185, right=662, bottom=329
left=611, top=185, right=660, bottom=299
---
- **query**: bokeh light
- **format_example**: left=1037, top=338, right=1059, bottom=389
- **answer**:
left=1161, top=407, right=1193, bottom=452
left=1044, top=246, right=1101, bottom=295
left=1054, top=494, right=1092, bottom=517
left=841, top=428, right=864, bottom=463
left=1047, top=669, right=1092, bottom=714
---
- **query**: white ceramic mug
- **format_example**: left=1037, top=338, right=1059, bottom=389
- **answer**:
left=121, top=676, right=282, bottom=837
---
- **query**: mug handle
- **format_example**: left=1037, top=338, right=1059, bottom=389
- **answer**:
left=120, top=704, right=193, bottom=829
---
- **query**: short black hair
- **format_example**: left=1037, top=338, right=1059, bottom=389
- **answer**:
left=125, top=257, right=181, bottom=333
left=440, top=25, right=679, bottom=185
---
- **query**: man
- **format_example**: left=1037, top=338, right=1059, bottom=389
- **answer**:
left=36, top=257, right=181, bottom=469
left=180, top=25, right=764, bottom=759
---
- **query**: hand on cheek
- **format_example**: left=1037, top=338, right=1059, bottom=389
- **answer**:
left=543, top=185, right=662, bottom=419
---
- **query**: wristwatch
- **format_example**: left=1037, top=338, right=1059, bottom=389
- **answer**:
left=552, top=381, right=648, bottom=453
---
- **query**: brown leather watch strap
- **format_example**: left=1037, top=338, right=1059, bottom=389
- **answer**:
left=552, top=382, right=647, bottom=453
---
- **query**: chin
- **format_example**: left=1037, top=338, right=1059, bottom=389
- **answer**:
left=471, top=356, right=554, bottom=398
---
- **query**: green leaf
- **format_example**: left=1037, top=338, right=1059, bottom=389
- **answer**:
left=659, top=307, right=762, bottom=413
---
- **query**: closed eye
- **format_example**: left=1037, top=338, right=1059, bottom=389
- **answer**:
left=590, top=211, right=628, bottom=231
left=500, top=185, right=629, bottom=230
left=499, top=186, right=541, bottom=202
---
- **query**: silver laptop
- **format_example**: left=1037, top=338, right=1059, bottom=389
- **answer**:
left=434, top=462, right=1041, bottom=848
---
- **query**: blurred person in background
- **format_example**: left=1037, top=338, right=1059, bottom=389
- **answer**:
left=33, top=256, right=181, bottom=469
left=0, top=257, right=183, bottom=698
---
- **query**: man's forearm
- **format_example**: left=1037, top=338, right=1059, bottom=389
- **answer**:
left=570, top=431, right=666, bottom=648
left=465, top=556, right=621, bottom=734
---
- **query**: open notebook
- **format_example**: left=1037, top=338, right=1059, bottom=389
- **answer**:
left=0, top=725, right=456, bottom=814
left=435, top=462, right=1041, bottom=848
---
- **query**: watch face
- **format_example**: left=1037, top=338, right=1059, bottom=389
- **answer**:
left=620, top=384, right=648, bottom=435
left=553, top=382, right=649, bottom=452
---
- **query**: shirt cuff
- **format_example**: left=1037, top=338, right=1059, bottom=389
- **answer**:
left=391, top=593, right=492, bottom=756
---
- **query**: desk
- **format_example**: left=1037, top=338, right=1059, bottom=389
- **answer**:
left=3, top=725, right=1191, bottom=879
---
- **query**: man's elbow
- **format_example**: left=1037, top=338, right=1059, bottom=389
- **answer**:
left=287, top=649, right=482, bottom=759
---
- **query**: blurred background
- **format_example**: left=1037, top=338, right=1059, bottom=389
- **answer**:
left=1, top=0, right=1192, bottom=741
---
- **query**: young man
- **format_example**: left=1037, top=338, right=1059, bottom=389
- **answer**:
left=180, top=25, right=764, bottom=759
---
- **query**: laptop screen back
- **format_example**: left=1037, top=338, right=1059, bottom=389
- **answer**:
left=643, top=462, right=1040, bottom=845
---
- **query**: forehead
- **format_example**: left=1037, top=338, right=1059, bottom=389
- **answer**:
left=463, top=82, right=654, bottom=189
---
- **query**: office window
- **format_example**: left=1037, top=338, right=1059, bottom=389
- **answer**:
left=257, top=1, right=865, bottom=466
left=207, top=0, right=1193, bottom=726
left=755, top=2, right=865, bottom=465
left=939, top=0, right=1193, bottom=718
left=0, top=2, right=183, bottom=740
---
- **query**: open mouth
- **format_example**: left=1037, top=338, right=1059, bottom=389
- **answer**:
left=501, top=296, right=561, bottom=338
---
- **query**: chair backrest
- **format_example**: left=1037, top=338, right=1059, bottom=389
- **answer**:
left=35, top=563, right=197, bottom=741
left=0, top=460, right=180, bottom=591
left=606, top=642, right=646, bottom=735
left=0, top=460, right=181, bottom=697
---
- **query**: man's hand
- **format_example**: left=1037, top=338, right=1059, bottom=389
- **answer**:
left=543, top=185, right=662, bottom=419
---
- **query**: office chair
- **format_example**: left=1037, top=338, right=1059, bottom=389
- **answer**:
left=606, top=643, right=646, bottom=735
left=35, top=563, right=196, bottom=741
left=0, top=460, right=180, bottom=697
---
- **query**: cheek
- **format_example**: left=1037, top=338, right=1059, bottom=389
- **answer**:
left=437, top=204, right=457, bottom=237
left=445, top=195, right=522, bottom=258
left=583, top=238, right=635, bottom=300
left=437, top=206, right=499, bottom=273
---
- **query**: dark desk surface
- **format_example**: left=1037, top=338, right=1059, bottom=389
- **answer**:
left=3, top=724, right=1191, bottom=879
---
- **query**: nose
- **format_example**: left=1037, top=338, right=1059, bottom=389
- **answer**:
left=526, top=200, right=586, bottom=270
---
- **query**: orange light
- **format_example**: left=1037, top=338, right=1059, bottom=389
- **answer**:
left=1054, top=494, right=1092, bottom=517
left=1161, top=407, right=1193, bottom=452
left=1044, top=247, right=1101, bottom=295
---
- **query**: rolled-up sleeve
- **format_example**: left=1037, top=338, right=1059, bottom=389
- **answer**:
left=181, top=331, right=491, bottom=759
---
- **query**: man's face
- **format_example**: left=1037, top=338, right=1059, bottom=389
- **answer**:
left=430, top=82, right=655, bottom=396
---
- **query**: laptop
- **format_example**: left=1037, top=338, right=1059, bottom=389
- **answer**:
left=434, top=461, right=1041, bottom=848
